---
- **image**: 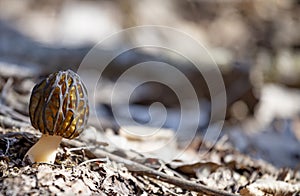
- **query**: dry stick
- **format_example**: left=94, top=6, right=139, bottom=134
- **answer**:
left=92, top=148, right=239, bottom=196
left=79, top=158, right=108, bottom=166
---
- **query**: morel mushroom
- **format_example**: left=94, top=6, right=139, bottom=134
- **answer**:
left=25, top=69, right=89, bottom=164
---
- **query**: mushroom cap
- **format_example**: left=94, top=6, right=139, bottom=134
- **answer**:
left=29, top=69, right=89, bottom=139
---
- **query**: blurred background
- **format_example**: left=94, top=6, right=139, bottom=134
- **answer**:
left=0, top=0, right=300, bottom=168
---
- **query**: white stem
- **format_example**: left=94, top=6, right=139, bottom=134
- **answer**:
left=25, top=134, right=62, bottom=164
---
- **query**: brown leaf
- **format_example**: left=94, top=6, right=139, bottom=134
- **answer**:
left=171, top=161, right=221, bottom=177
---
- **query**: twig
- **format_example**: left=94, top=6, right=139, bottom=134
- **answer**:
left=67, top=146, right=97, bottom=152
left=3, top=137, right=10, bottom=155
left=61, top=138, right=108, bottom=149
left=92, top=148, right=239, bottom=196
left=79, top=158, right=108, bottom=166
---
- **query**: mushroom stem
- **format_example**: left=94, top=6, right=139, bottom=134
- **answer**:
left=25, top=134, right=62, bottom=164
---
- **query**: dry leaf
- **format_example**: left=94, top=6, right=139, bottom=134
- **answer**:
left=240, top=180, right=300, bottom=196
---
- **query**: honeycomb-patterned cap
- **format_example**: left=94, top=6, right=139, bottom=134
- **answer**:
left=29, top=69, right=89, bottom=139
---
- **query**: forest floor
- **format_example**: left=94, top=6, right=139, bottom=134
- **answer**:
left=1, top=0, right=300, bottom=195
